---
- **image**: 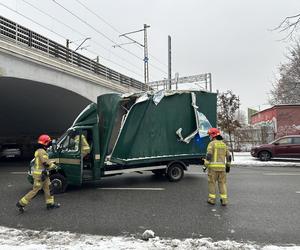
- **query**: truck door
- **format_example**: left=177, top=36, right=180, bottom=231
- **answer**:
left=80, top=129, right=93, bottom=181
left=58, top=131, right=83, bottom=186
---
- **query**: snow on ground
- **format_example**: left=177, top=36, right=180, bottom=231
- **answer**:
left=232, top=152, right=300, bottom=168
left=0, top=226, right=299, bottom=250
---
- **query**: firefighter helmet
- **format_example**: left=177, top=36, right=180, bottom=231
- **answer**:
left=38, top=134, right=52, bottom=146
left=207, top=128, right=221, bottom=138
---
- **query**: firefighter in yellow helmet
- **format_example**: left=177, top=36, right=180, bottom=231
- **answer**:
left=16, top=134, right=60, bottom=213
left=204, top=128, right=232, bottom=206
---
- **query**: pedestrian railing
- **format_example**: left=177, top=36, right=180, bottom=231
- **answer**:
left=0, top=15, right=147, bottom=91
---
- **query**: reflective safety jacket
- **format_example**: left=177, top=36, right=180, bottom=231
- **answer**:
left=75, top=135, right=91, bottom=156
left=31, top=148, right=56, bottom=176
left=205, top=139, right=231, bottom=171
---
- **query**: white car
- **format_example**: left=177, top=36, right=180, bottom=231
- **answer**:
left=0, top=143, right=22, bottom=159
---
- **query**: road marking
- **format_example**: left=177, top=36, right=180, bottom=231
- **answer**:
left=263, top=173, right=300, bottom=176
left=98, top=188, right=165, bottom=191
left=10, top=172, right=27, bottom=174
left=296, top=191, right=300, bottom=194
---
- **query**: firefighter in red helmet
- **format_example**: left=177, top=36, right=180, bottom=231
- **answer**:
left=16, top=134, right=60, bottom=213
left=204, top=128, right=232, bottom=206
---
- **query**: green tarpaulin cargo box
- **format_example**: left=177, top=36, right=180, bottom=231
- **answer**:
left=98, top=90, right=217, bottom=166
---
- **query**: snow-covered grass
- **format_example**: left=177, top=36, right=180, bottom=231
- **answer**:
left=0, top=226, right=299, bottom=250
left=232, top=152, right=300, bottom=167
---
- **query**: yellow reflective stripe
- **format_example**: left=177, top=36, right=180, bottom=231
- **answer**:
left=35, top=181, right=41, bottom=187
left=46, top=197, right=54, bottom=204
left=214, top=148, right=218, bottom=162
left=209, top=164, right=225, bottom=168
left=33, top=171, right=42, bottom=175
left=34, top=150, right=42, bottom=171
left=33, top=170, right=43, bottom=173
left=220, top=194, right=227, bottom=199
left=209, top=193, right=216, bottom=198
left=35, top=151, right=40, bottom=170
left=20, top=197, right=29, bottom=205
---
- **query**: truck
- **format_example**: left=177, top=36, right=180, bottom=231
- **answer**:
left=28, top=90, right=217, bottom=193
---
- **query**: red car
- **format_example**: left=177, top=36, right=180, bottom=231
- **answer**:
left=251, top=135, right=300, bottom=161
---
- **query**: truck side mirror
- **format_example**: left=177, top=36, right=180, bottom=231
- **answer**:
left=273, top=142, right=279, bottom=146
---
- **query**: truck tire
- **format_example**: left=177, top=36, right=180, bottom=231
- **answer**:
left=166, top=162, right=184, bottom=182
left=50, top=173, right=68, bottom=194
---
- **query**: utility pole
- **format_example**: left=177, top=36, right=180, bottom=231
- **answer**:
left=118, top=24, right=150, bottom=87
left=168, top=35, right=172, bottom=90
left=144, top=24, right=149, bottom=86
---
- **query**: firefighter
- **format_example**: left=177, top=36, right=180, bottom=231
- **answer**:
left=16, top=134, right=60, bottom=213
left=204, top=128, right=231, bottom=206
left=73, top=132, right=90, bottom=158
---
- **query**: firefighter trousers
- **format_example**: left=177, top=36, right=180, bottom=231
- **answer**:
left=207, top=169, right=228, bottom=204
left=19, top=176, right=54, bottom=206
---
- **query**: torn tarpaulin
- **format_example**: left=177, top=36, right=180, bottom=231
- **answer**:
left=176, top=92, right=212, bottom=144
left=152, top=90, right=165, bottom=105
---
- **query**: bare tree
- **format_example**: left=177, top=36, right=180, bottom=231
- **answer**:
left=269, top=41, right=300, bottom=105
left=217, top=90, right=241, bottom=159
left=235, top=109, right=247, bottom=127
left=274, top=13, right=300, bottom=40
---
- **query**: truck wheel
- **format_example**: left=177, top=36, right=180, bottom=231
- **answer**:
left=50, top=173, right=67, bottom=194
left=259, top=151, right=271, bottom=161
left=152, top=169, right=166, bottom=176
left=166, top=162, right=184, bottom=182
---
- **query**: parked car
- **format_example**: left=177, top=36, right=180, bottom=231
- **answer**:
left=251, top=135, right=300, bottom=161
left=0, top=143, right=22, bottom=159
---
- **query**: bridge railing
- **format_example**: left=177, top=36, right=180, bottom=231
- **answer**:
left=0, top=15, right=148, bottom=91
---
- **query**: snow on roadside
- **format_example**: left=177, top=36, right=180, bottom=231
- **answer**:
left=0, top=226, right=299, bottom=250
left=232, top=152, right=300, bottom=167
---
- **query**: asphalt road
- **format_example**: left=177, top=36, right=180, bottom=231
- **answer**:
left=0, top=160, right=300, bottom=246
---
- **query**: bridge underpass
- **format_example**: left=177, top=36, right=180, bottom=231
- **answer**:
left=0, top=15, right=147, bottom=160
left=0, top=77, right=91, bottom=159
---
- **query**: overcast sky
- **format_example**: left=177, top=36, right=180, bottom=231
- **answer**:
left=1, top=0, right=300, bottom=111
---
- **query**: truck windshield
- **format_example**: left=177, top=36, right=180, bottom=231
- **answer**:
left=57, top=131, right=79, bottom=153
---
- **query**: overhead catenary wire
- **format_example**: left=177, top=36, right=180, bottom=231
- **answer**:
left=0, top=2, right=143, bottom=78
left=0, top=2, right=66, bottom=41
left=52, top=0, right=143, bottom=61
left=20, top=0, right=143, bottom=74
left=74, top=0, right=168, bottom=73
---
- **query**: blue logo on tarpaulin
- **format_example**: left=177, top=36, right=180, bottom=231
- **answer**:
left=195, top=134, right=206, bottom=149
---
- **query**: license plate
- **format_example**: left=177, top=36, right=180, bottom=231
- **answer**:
left=7, top=155, right=15, bottom=158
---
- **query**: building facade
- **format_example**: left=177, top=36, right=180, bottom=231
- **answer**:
left=251, top=104, right=300, bottom=139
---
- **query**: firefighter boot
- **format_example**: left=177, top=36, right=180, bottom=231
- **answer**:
left=220, top=199, right=228, bottom=206
left=16, top=202, right=25, bottom=213
left=46, top=203, right=60, bottom=210
left=207, top=198, right=215, bottom=205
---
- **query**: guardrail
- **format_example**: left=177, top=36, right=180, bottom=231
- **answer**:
left=0, top=15, right=147, bottom=91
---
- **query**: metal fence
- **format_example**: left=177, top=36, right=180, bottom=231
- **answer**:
left=224, top=126, right=275, bottom=152
left=0, top=15, right=148, bottom=91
